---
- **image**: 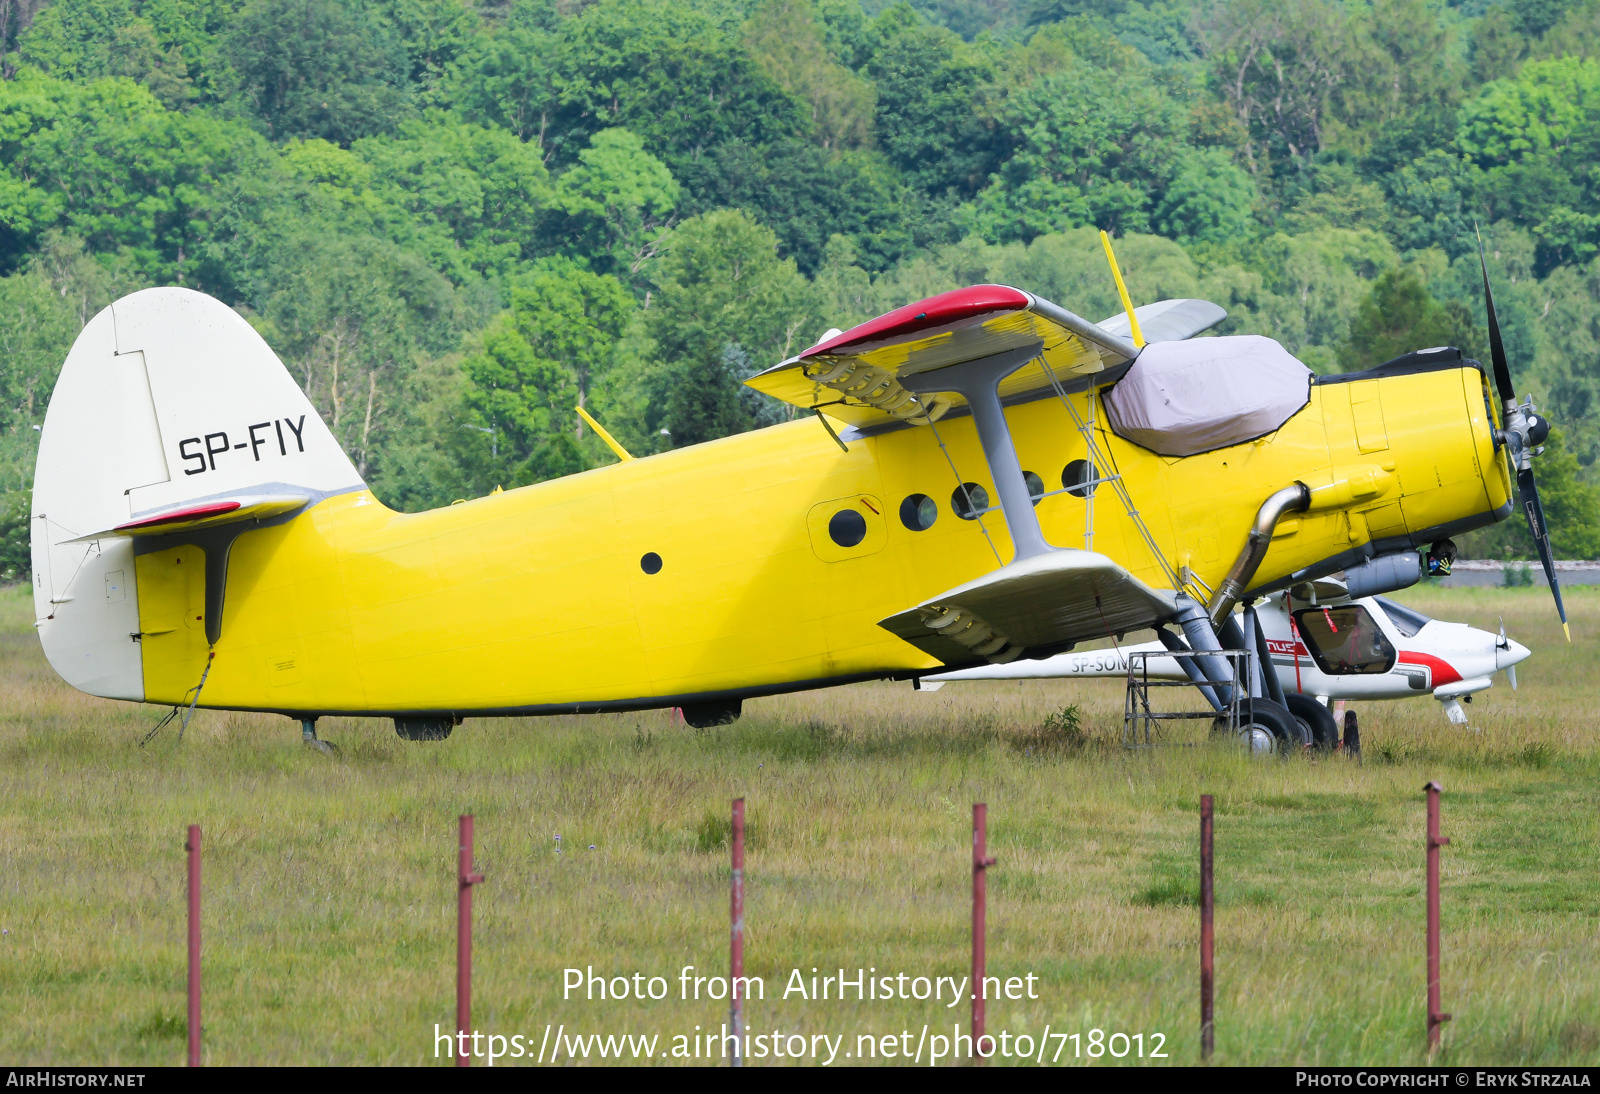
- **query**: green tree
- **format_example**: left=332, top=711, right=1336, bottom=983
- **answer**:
left=254, top=232, right=464, bottom=481
left=867, top=20, right=1001, bottom=199
left=453, top=0, right=807, bottom=175
left=1529, top=253, right=1600, bottom=472
left=0, top=264, right=83, bottom=472
left=1331, top=0, right=1462, bottom=165
left=0, top=75, right=283, bottom=292
left=1342, top=266, right=1480, bottom=370
left=744, top=0, right=876, bottom=151
left=378, top=0, right=479, bottom=108
left=963, top=52, right=1185, bottom=242
left=676, top=139, right=918, bottom=275
left=453, top=311, right=583, bottom=490
left=448, top=258, right=634, bottom=490
left=221, top=0, right=415, bottom=143
left=17, top=0, right=134, bottom=78
left=1457, top=57, right=1600, bottom=268
left=353, top=115, right=553, bottom=279
left=547, top=128, right=679, bottom=281
left=1153, top=147, right=1257, bottom=244
left=506, top=259, right=632, bottom=428
left=644, top=209, right=814, bottom=446
left=1197, top=0, right=1355, bottom=173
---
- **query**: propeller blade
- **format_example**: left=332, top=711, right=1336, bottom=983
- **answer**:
left=1497, top=615, right=1508, bottom=649
left=1476, top=226, right=1517, bottom=404
left=1507, top=664, right=1517, bottom=690
left=1518, top=466, right=1570, bottom=638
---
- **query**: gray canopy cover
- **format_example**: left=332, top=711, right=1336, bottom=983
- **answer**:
left=1102, top=335, right=1312, bottom=457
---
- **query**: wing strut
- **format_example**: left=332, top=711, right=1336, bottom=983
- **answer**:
left=901, top=343, right=1050, bottom=562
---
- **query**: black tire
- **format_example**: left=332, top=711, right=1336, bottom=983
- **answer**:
left=682, top=699, right=742, bottom=728
left=394, top=717, right=453, bottom=741
left=1285, top=694, right=1339, bottom=750
left=1243, top=698, right=1310, bottom=751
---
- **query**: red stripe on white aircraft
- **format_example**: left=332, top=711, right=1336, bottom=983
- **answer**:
left=1397, top=651, right=1462, bottom=687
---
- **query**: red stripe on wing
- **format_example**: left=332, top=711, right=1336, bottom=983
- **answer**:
left=114, top=501, right=241, bottom=532
left=801, top=285, right=1031, bottom=357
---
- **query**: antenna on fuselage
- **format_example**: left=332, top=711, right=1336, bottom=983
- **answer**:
left=1100, top=230, right=1145, bottom=350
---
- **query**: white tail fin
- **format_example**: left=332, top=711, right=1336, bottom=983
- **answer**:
left=31, top=287, right=363, bottom=700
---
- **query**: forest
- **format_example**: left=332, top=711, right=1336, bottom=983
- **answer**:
left=0, top=0, right=1598, bottom=577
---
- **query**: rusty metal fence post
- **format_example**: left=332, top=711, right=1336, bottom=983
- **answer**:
left=186, top=824, right=201, bottom=1067
left=730, top=797, right=745, bottom=1068
left=1424, top=782, right=1451, bottom=1051
left=1200, top=795, right=1214, bottom=1060
left=457, top=815, right=485, bottom=1067
left=971, top=803, right=997, bottom=1062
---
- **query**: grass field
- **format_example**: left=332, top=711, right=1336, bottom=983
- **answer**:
left=1, top=581, right=1597, bottom=1066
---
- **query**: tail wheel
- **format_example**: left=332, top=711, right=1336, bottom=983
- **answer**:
left=1285, top=694, right=1339, bottom=751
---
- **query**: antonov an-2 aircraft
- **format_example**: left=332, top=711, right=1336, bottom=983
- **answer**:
left=29, top=240, right=1567, bottom=748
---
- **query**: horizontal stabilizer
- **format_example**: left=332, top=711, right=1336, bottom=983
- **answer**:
left=1097, top=299, right=1227, bottom=344
left=63, top=493, right=309, bottom=543
left=879, top=550, right=1176, bottom=666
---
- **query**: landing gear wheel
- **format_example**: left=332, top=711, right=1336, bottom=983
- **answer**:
left=1239, top=698, right=1308, bottom=753
left=1285, top=694, right=1339, bottom=751
left=300, top=718, right=337, bottom=754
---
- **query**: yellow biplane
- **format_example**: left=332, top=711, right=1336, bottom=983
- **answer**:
left=29, top=239, right=1565, bottom=748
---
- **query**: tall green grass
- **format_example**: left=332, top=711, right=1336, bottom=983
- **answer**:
left=0, top=583, right=1596, bottom=1065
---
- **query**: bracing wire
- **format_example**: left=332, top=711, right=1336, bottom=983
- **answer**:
left=140, top=649, right=216, bottom=746
left=925, top=414, right=1005, bottom=567
left=1040, top=358, right=1180, bottom=591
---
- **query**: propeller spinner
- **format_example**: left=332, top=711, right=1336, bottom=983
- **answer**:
left=1477, top=227, right=1570, bottom=640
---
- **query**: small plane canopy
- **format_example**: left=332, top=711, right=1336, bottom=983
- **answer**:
left=1103, top=335, right=1312, bottom=457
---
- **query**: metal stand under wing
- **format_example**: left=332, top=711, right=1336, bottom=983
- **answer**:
left=880, top=550, right=1177, bottom=666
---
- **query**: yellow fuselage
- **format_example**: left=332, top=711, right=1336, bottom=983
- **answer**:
left=134, top=365, right=1509, bottom=716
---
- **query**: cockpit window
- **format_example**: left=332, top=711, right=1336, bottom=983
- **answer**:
left=1292, top=605, right=1397, bottom=675
left=1373, top=596, right=1431, bottom=638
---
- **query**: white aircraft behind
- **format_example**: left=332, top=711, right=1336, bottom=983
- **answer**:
left=922, top=587, right=1530, bottom=728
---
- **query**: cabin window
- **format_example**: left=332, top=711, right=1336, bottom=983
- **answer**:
left=1373, top=596, right=1430, bottom=638
left=900, top=494, right=937, bottom=531
left=1062, top=459, right=1097, bottom=498
left=640, top=552, right=662, bottom=574
left=1292, top=605, right=1396, bottom=675
left=1023, top=471, right=1044, bottom=506
left=952, top=483, right=988, bottom=520
left=828, top=509, right=867, bottom=547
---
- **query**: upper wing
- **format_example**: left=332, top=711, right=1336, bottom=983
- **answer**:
left=745, top=285, right=1226, bottom=430
left=1098, top=298, right=1227, bottom=344
left=746, top=285, right=1133, bottom=429
left=879, top=550, right=1176, bottom=667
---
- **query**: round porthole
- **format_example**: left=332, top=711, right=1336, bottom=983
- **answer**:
left=828, top=508, right=867, bottom=547
left=900, top=493, right=937, bottom=531
left=1062, top=459, right=1097, bottom=498
left=640, top=552, right=663, bottom=574
left=952, top=482, right=989, bottom=520
left=1023, top=470, right=1044, bottom=506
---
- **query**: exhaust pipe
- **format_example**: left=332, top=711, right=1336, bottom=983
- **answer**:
left=1207, top=484, right=1310, bottom=628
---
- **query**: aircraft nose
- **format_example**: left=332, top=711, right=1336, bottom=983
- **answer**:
left=1496, top=637, right=1531, bottom=671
